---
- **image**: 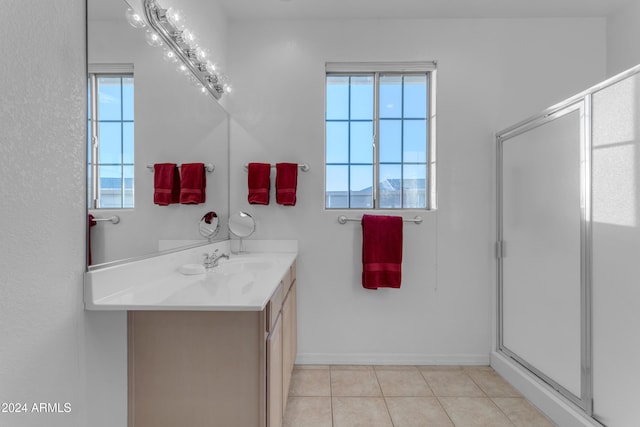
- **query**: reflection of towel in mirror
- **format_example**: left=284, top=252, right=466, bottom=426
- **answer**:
left=247, top=163, right=271, bottom=205
left=276, top=163, right=298, bottom=206
left=180, top=163, right=206, bottom=204
left=88, top=214, right=97, bottom=266
left=361, top=214, right=403, bottom=290
left=202, top=211, right=217, bottom=224
left=153, top=163, right=180, bottom=205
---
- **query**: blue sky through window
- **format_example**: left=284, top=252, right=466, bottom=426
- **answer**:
left=326, top=72, right=428, bottom=209
left=88, top=75, right=134, bottom=209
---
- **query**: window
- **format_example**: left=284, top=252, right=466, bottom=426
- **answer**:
left=88, top=64, right=135, bottom=209
left=325, top=62, right=436, bottom=210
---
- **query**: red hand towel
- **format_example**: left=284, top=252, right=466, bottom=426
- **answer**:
left=276, top=163, right=298, bottom=206
left=180, top=163, right=206, bottom=204
left=153, top=163, right=180, bottom=206
left=361, top=214, right=403, bottom=289
left=248, top=163, right=271, bottom=205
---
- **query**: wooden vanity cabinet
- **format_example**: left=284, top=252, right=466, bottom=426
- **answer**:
left=128, top=261, right=297, bottom=427
left=265, top=264, right=297, bottom=427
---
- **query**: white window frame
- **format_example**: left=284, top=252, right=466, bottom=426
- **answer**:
left=324, top=61, right=437, bottom=211
left=88, top=63, right=135, bottom=209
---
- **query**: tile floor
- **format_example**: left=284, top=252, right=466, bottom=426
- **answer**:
left=283, top=365, right=556, bottom=427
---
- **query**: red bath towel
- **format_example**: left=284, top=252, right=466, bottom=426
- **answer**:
left=248, top=163, right=271, bottom=205
left=153, top=163, right=180, bottom=206
left=361, top=214, right=403, bottom=289
left=276, top=163, right=298, bottom=206
left=180, top=163, right=206, bottom=204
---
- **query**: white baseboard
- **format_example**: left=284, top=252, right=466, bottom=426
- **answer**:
left=491, top=352, right=604, bottom=427
left=295, top=353, right=491, bottom=366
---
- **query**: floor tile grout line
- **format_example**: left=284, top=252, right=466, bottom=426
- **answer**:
left=463, top=369, right=489, bottom=398
left=414, top=365, right=437, bottom=397
left=422, top=366, right=493, bottom=427
left=372, top=366, right=395, bottom=426
left=329, top=366, right=335, bottom=427
left=433, top=395, right=459, bottom=427
left=465, top=369, right=519, bottom=426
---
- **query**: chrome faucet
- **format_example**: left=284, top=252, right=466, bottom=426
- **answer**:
left=203, top=249, right=230, bottom=269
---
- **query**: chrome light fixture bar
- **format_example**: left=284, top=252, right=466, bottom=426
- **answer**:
left=140, top=0, right=227, bottom=99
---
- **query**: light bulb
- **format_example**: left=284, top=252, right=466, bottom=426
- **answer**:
left=125, top=8, right=146, bottom=29
left=162, top=48, right=178, bottom=63
left=195, top=47, right=209, bottom=62
left=176, top=63, right=190, bottom=76
left=206, top=61, right=218, bottom=74
left=182, top=29, right=197, bottom=46
left=144, top=30, right=163, bottom=47
left=166, top=7, right=186, bottom=30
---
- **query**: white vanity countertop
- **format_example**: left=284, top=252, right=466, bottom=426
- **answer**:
left=84, top=240, right=297, bottom=311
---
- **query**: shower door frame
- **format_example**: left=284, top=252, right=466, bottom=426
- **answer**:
left=496, top=97, right=593, bottom=414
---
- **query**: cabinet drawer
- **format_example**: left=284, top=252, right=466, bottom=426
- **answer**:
left=289, top=261, right=296, bottom=286
left=266, top=261, right=297, bottom=333
left=266, top=281, right=284, bottom=333
left=280, top=262, right=295, bottom=296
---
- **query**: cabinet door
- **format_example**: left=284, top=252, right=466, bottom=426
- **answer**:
left=291, top=282, right=297, bottom=364
left=267, top=314, right=283, bottom=427
left=281, top=282, right=297, bottom=413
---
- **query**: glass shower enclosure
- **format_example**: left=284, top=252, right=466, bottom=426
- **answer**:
left=496, top=64, right=640, bottom=426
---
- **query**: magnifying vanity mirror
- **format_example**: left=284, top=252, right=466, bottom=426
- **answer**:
left=87, top=0, right=229, bottom=268
left=228, top=211, right=256, bottom=253
left=199, top=211, right=219, bottom=240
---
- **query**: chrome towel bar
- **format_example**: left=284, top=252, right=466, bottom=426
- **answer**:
left=92, top=215, right=120, bottom=224
left=146, top=164, right=215, bottom=173
left=243, top=163, right=310, bottom=172
left=337, top=215, right=423, bottom=225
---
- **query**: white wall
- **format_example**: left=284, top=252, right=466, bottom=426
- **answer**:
left=607, top=0, right=640, bottom=76
left=227, top=18, right=606, bottom=364
left=0, top=1, right=93, bottom=426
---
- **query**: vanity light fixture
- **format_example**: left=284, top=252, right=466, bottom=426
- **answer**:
left=126, top=0, right=231, bottom=99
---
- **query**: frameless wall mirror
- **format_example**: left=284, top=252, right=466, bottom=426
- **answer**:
left=87, top=0, right=229, bottom=268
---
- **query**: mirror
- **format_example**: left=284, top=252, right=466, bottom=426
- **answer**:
left=199, top=211, right=219, bottom=240
left=229, top=211, right=256, bottom=253
left=87, top=0, right=229, bottom=268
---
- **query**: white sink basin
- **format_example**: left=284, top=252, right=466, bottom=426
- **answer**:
left=161, top=270, right=257, bottom=305
left=214, top=258, right=272, bottom=275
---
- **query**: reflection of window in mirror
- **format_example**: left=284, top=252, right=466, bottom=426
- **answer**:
left=88, top=64, right=134, bottom=209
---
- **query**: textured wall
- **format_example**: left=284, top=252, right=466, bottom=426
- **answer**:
left=0, top=1, right=92, bottom=426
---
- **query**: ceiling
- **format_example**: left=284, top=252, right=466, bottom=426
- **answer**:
left=89, top=0, right=634, bottom=22
left=88, top=0, right=130, bottom=21
left=216, top=0, right=633, bottom=20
